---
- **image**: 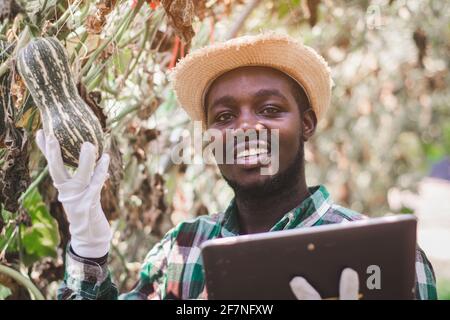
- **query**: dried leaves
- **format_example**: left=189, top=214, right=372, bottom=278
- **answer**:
left=161, top=0, right=195, bottom=46
left=85, top=15, right=104, bottom=35
left=0, top=0, right=23, bottom=23
left=121, top=123, right=169, bottom=235
left=77, top=82, right=107, bottom=131
left=126, top=123, right=159, bottom=162
left=98, top=42, right=116, bottom=62
left=125, top=171, right=172, bottom=237
left=85, top=0, right=117, bottom=34
left=137, top=97, right=160, bottom=120
left=150, top=29, right=173, bottom=52
left=10, top=73, right=26, bottom=109
left=158, top=0, right=228, bottom=46
left=32, top=258, right=64, bottom=289
left=0, top=126, right=30, bottom=213
left=160, top=0, right=213, bottom=47
left=194, top=0, right=207, bottom=20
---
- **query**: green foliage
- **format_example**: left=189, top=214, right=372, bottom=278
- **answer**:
left=20, top=189, right=60, bottom=266
left=1, top=189, right=60, bottom=267
left=276, top=0, right=301, bottom=19
left=425, top=123, right=450, bottom=162
left=113, top=48, right=133, bottom=74
left=437, top=278, right=450, bottom=300
left=0, top=210, right=18, bottom=254
left=0, top=283, right=12, bottom=300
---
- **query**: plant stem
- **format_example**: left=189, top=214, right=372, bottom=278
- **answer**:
left=80, top=0, right=144, bottom=77
left=110, top=242, right=130, bottom=290
left=17, top=224, right=24, bottom=280
left=26, top=108, right=38, bottom=131
left=0, top=25, right=31, bottom=78
left=0, top=226, right=17, bottom=260
left=0, top=18, right=9, bottom=35
left=84, top=63, right=105, bottom=86
left=18, top=166, right=49, bottom=205
left=69, top=31, right=88, bottom=64
left=0, top=61, right=8, bottom=78
left=106, top=102, right=140, bottom=125
left=120, top=10, right=164, bottom=86
left=47, top=0, right=83, bottom=36
left=36, top=0, right=49, bottom=25
left=89, top=9, right=163, bottom=92
left=86, top=70, right=104, bottom=91
left=225, top=0, right=262, bottom=40
left=101, top=83, right=118, bottom=95
left=0, top=264, right=45, bottom=300
left=118, top=29, right=142, bottom=49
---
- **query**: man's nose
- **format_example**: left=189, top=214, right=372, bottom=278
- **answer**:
left=236, top=111, right=264, bottom=131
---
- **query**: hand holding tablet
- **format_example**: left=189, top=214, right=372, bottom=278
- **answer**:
left=201, top=215, right=417, bottom=300
left=290, top=268, right=359, bottom=300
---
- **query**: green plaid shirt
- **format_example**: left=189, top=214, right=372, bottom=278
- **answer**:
left=58, top=185, right=437, bottom=300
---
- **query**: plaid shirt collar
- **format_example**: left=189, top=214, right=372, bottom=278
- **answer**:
left=220, top=185, right=333, bottom=237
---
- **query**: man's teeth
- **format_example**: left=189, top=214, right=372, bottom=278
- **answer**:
left=236, top=147, right=268, bottom=159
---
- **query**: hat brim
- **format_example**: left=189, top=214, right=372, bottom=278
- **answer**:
left=170, top=32, right=332, bottom=125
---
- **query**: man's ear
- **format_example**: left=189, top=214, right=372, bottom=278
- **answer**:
left=302, top=108, right=317, bottom=142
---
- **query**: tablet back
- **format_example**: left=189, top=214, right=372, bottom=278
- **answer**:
left=201, top=215, right=417, bottom=300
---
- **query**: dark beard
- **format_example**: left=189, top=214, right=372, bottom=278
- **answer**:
left=223, top=143, right=304, bottom=200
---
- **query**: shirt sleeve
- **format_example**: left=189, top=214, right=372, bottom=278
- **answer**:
left=57, top=244, right=118, bottom=300
left=58, top=224, right=178, bottom=300
left=414, top=246, right=438, bottom=300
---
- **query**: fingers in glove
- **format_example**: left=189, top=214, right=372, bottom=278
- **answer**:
left=85, top=153, right=110, bottom=200
left=58, top=153, right=109, bottom=206
left=38, top=131, right=70, bottom=184
left=339, top=268, right=359, bottom=300
left=289, top=276, right=322, bottom=300
left=73, top=142, right=97, bottom=186
left=35, top=129, right=47, bottom=155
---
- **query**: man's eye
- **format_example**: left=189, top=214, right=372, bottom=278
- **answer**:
left=261, top=106, right=280, bottom=114
left=216, top=113, right=234, bottom=122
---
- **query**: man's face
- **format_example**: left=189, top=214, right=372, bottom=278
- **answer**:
left=205, top=66, right=314, bottom=195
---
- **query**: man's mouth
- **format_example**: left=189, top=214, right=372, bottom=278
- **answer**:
left=234, top=140, right=271, bottom=166
left=236, top=146, right=268, bottom=158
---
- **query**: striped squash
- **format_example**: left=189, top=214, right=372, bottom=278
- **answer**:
left=17, top=37, right=103, bottom=167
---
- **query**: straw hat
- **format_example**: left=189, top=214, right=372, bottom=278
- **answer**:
left=170, top=31, right=333, bottom=125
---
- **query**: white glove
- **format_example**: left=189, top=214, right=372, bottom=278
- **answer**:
left=36, top=129, right=112, bottom=258
left=290, top=268, right=360, bottom=300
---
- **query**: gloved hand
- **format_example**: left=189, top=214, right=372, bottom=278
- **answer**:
left=36, top=129, right=112, bottom=258
left=289, top=268, right=359, bottom=300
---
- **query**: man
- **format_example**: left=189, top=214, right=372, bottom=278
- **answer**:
left=35, top=32, right=437, bottom=300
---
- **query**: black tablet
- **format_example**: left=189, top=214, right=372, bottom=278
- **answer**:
left=201, top=215, right=417, bottom=300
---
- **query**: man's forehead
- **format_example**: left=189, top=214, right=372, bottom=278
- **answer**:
left=211, top=66, right=293, bottom=86
left=205, top=66, right=295, bottom=102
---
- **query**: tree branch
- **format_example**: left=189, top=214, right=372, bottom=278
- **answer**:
left=225, top=0, right=263, bottom=40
